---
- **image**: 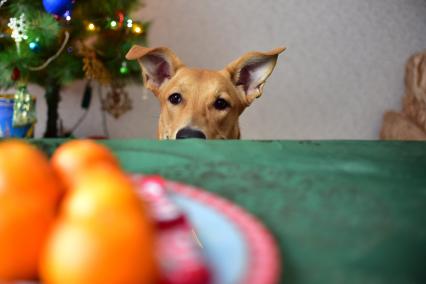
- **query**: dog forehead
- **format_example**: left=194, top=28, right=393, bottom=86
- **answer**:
left=171, top=68, right=234, bottom=93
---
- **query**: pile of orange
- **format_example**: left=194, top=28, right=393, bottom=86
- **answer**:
left=0, top=139, right=157, bottom=284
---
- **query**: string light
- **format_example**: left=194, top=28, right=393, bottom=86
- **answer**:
left=87, top=22, right=96, bottom=31
left=119, top=61, right=129, bottom=75
left=64, top=10, right=71, bottom=21
left=81, top=16, right=143, bottom=34
left=116, top=10, right=125, bottom=27
left=110, top=20, right=118, bottom=30
left=132, top=24, right=143, bottom=34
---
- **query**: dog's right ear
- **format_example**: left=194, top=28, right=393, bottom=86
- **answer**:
left=126, top=46, right=184, bottom=94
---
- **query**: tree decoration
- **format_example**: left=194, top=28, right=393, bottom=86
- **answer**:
left=64, top=10, right=72, bottom=21
left=80, top=44, right=111, bottom=85
left=29, top=41, right=41, bottom=52
left=102, top=84, right=132, bottom=119
left=116, top=10, right=125, bottom=28
left=132, top=23, right=143, bottom=34
left=86, top=22, right=97, bottom=32
left=8, top=13, right=27, bottom=54
left=119, top=61, right=129, bottom=75
left=10, top=67, right=20, bottom=81
left=109, top=20, right=118, bottom=30
left=12, top=85, right=37, bottom=127
left=42, top=0, right=74, bottom=17
left=0, top=0, right=8, bottom=8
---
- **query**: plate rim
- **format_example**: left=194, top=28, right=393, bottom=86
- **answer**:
left=167, top=180, right=282, bottom=284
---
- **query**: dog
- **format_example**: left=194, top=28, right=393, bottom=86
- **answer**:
left=126, top=46, right=285, bottom=139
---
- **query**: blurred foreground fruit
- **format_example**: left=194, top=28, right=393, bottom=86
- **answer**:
left=0, top=140, right=62, bottom=281
left=51, top=140, right=119, bottom=189
left=41, top=164, right=158, bottom=284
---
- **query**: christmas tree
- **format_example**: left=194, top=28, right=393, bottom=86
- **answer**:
left=0, top=0, right=148, bottom=137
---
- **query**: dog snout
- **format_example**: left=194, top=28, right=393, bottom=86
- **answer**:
left=176, top=128, right=206, bottom=139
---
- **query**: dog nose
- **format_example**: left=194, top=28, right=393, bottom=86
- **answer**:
left=176, top=128, right=206, bottom=139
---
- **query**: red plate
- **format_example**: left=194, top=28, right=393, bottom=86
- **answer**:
left=166, top=180, right=282, bottom=284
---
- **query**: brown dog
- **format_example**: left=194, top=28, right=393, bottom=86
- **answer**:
left=126, top=46, right=285, bottom=139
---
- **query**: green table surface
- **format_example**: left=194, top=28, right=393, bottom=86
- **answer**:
left=34, top=140, right=426, bottom=284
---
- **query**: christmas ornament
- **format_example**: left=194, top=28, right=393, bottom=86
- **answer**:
left=29, top=41, right=41, bottom=52
left=42, top=0, right=74, bottom=17
left=0, top=94, right=35, bottom=138
left=8, top=13, right=27, bottom=42
left=80, top=44, right=111, bottom=85
left=126, top=19, right=133, bottom=28
left=102, top=84, right=132, bottom=119
left=0, top=0, right=7, bottom=8
left=119, top=61, right=129, bottom=75
left=11, top=67, right=20, bottom=81
left=13, top=85, right=37, bottom=127
left=8, top=13, right=27, bottom=53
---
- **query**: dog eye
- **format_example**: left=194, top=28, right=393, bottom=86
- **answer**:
left=168, top=93, right=182, bottom=105
left=214, top=98, right=230, bottom=110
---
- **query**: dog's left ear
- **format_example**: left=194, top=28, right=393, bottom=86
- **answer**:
left=126, top=45, right=184, bottom=95
left=224, top=47, right=286, bottom=105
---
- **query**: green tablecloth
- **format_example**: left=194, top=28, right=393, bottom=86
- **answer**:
left=34, top=140, right=426, bottom=284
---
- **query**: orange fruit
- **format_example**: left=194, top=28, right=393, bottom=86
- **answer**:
left=62, top=164, right=142, bottom=220
left=0, top=140, right=63, bottom=205
left=51, top=140, right=119, bottom=189
left=0, top=140, right=62, bottom=281
left=41, top=215, right=157, bottom=284
left=41, top=165, right=158, bottom=284
left=0, top=199, right=56, bottom=281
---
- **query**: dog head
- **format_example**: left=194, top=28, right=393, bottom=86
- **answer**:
left=126, top=46, right=285, bottom=139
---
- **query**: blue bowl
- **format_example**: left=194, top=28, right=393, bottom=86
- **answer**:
left=0, top=94, right=35, bottom=138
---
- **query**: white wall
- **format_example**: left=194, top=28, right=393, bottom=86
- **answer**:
left=33, top=0, right=426, bottom=139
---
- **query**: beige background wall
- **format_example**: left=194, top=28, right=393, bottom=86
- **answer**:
left=32, top=0, right=426, bottom=139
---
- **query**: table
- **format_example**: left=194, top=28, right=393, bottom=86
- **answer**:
left=34, top=140, right=426, bottom=284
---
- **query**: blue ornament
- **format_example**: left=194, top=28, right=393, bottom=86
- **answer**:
left=29, top=41, right=40, bottom=52
left=42, top=0, right=74, bottom=17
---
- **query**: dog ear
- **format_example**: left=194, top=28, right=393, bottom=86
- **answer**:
left=126, top=45, right=184, bottom=94
left=224, top=47, right=285, bottom=105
